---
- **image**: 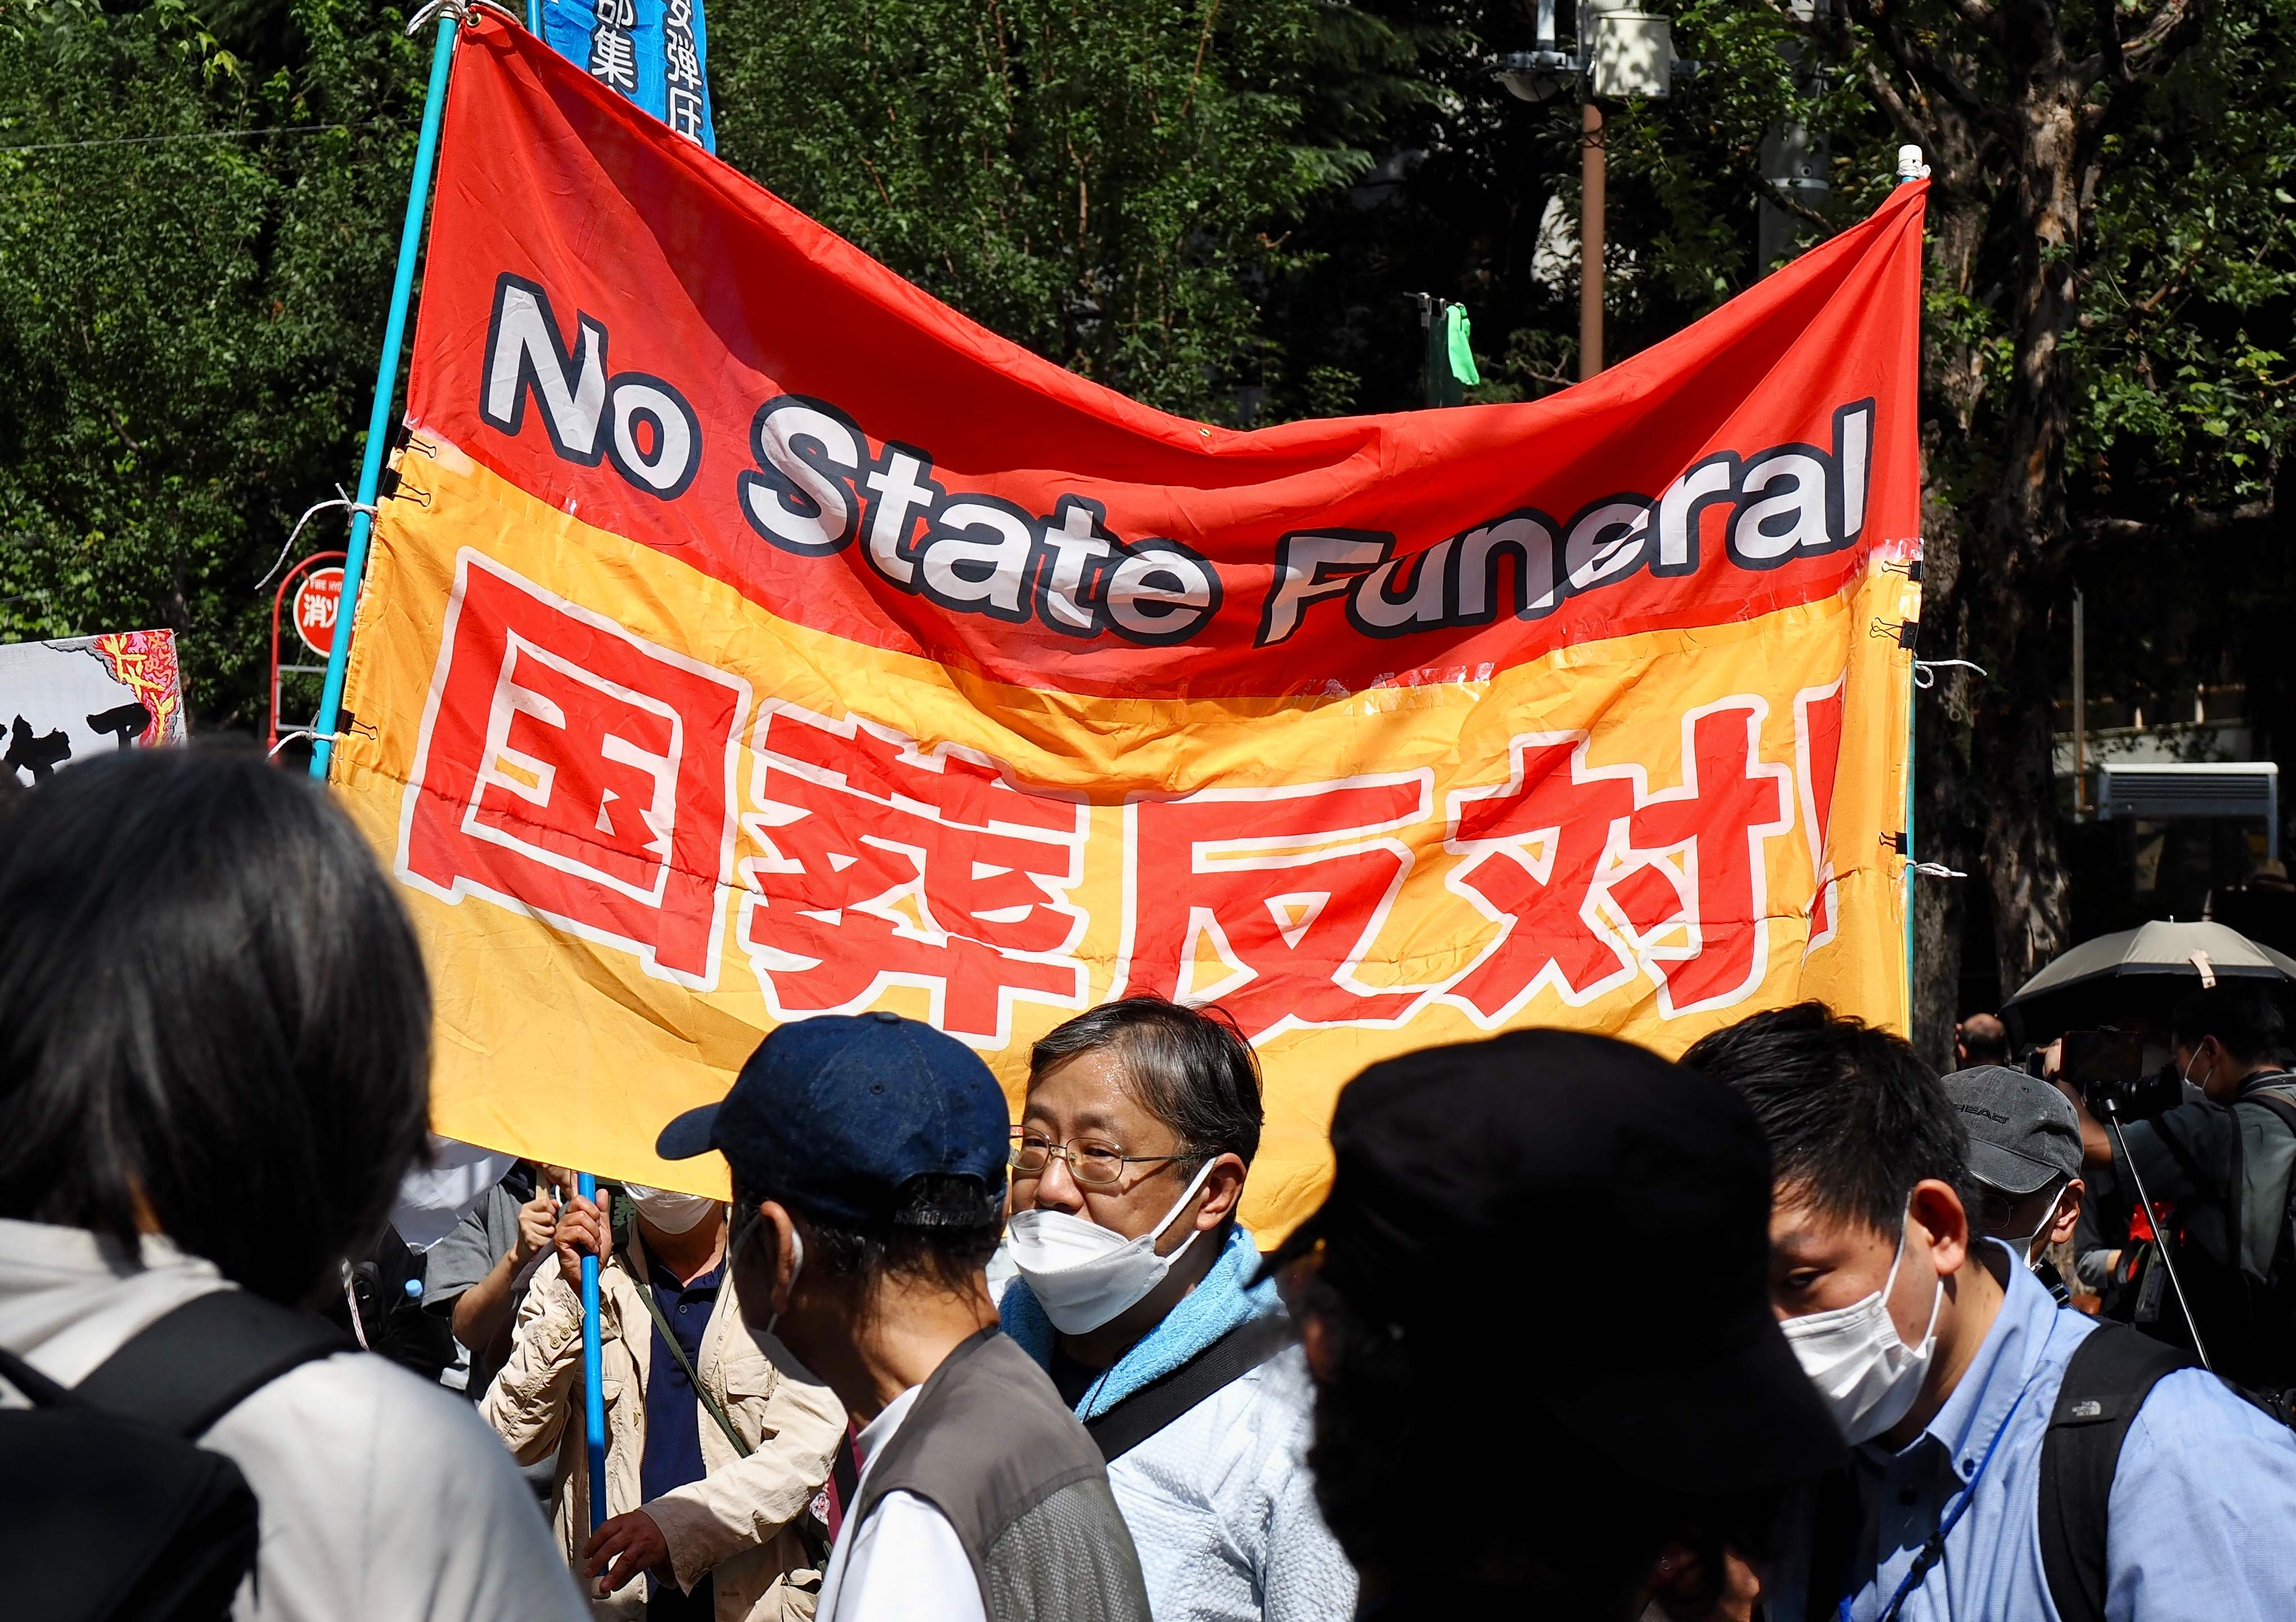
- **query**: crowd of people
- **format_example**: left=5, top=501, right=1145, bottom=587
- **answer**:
left=7, top=745, right=2296, bottom=1621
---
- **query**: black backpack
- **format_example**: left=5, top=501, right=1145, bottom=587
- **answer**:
left=0, top=1290, right=349, bottom=1622
left=1807, top=1320, right=2257, bottom=1621
left=2037, top=1321, right=2208, bottom=1622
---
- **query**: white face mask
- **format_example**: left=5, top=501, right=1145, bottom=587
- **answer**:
left=2001, top=1184, right=2068, bottom=1265
left=622, top=1183, right=721, bottom=1235
left=1779, top=1210, right=1944, bottom=1444
left=1004, top=1158, right=1217, bottom=1334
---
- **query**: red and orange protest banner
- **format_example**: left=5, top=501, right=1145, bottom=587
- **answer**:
left=330, top=21, right=1925, bottom=1233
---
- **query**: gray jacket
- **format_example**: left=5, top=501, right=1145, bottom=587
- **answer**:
left=2120, top=1073, right=2296, bottom=1279
left=853, top=1329, right=1150, bottom=1622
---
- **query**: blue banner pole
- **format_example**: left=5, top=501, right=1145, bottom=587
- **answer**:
left=579, top=1172, right=609, bottom=1532
left=308, top=12, right=459, bottom=781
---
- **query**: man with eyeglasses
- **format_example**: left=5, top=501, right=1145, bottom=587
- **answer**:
left=997, top=995, right=1356, bottom=1622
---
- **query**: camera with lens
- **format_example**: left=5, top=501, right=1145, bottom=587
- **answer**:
left=2061, top=1030, right=2185, bottom=1122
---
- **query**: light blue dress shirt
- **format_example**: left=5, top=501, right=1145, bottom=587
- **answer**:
left=1777, top=1243, right=2296, bottom=1621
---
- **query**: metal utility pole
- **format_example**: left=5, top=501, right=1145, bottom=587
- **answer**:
left=1581, top=101, right=1605, bottom=379
left=2073, top=586, right=2088, bottom=817
left=1757, top=1, right=1829, bottom=277
left=1497, top=0, right=1694, bottom=385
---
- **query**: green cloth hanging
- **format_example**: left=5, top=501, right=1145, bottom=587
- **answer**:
left=1444, top=303, right=1481, bottom=387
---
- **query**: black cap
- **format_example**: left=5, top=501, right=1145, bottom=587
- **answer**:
left=657, top=1012, right=1009, bottom=1226
left=1263, top=1029, right=1845, bottom=1494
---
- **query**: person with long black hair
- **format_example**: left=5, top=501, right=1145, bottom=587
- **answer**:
left=0, top=746, right=585, bottom=1622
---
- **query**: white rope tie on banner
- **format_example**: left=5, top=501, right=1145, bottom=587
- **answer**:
left=1913, top=658, right=1988, bottom=690
left=1911, top=861, right=1967, bottom=880
left=254, top=492, right=377, bottom=591
left=268, top=729, right=353, bottom=760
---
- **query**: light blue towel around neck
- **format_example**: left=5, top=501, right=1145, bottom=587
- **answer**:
left=999, top=1223, right=1279, bottom=1420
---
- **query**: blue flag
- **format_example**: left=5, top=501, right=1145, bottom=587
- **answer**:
left=536, top=0, right=715, bottom=152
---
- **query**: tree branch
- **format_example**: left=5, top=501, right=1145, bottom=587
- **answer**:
left=2123, top=0, right=2203, bottom=71
left=2079, top=497, right=2277, bottom=548
left=1855, top=53, right=1929, bottom=147
left=100, top=401, right=143, bottom=457
left=1176, top=0, right=1222, bottom=122
left=1838, top=0, right=2013, bottom=138
left=1755, top=174, right=1835, bottom=231
left=1941, top=0, right=2003, bottom=41
left=2090, top=0, right=2127, bottom=84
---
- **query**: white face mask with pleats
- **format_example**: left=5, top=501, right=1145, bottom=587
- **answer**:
left=621, top=1183, right=721, bottom=1235
left=1779, top=1208, right=1944, bottom=1444
left=1004, top=1159, right=1217, bottom=1334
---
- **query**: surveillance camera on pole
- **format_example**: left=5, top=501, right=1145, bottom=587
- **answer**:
left=1496, top=0, right=1698, bottom=379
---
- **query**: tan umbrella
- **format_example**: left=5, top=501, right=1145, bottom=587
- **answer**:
left=2002, top=920, right=2296, bottom=1044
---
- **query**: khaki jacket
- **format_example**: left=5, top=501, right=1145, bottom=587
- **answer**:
left=481, top=1228, right=847, bottom=1622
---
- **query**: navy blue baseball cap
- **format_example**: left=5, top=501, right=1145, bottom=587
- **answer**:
left=657, top=1012, right=1011, bottom=1227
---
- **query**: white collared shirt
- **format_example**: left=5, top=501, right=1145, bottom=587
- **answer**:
left=817, top=1382, right=988, bottom=1622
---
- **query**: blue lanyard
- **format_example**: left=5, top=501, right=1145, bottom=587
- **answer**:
left=1836, top=1380, right=2035, bottom=1622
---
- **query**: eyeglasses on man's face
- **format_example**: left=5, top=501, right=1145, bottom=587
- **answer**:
left=1007, top=1128, right=1191, bottom=1189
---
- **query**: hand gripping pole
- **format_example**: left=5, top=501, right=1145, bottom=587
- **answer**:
left=579, top=1172, right=609, bottom=1530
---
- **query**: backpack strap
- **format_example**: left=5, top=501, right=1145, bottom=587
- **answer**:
left=629, top=1261, right=751, bottom=1459
left=0, top=1344, right=72, bottom=1407
left=1083, top=1313, right=1294, bottom=1464
left=2240, top=1086, right=2296, bottom=1140
left=69, top=1289, right=352, bottom=1439
left=2038, top=1323, right=2200, bottom=1622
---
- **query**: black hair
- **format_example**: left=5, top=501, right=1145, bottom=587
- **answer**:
left=2171, top=985, right=2288, bottom=1065
left=1297, top=1268, right=1786, bottom=1618
left=0, top=745, right=432, bottom=1304
left=1029, top=995, right=1262, bottom=1166
left=743, top=1172, right=1003, bottom=1296
left=1679, top=1001, right=1974, bottom=1237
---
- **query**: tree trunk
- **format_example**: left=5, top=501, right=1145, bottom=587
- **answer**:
left=1905, top=134, right=1990, bottom=1053
left=1876, top=32, right=2091, bottom=1035
left=1967, top=64, right=2087, bottom=994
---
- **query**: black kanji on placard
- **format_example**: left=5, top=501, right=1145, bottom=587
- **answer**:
left=4, top=716, right=72, bottom=784
left=86, top=702, right=151, bottom=751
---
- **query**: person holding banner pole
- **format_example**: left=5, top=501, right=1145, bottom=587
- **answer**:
left=481, top=1179, right=846, bottom=1621
left=581, top=1170, right=610, bottom=1534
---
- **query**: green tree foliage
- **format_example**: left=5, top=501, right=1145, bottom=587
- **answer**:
left=708, top=0, right=1386, bottom=419
left=2, top=0, right=2289, bottom=1050
left=1267, top=0, right=2293, bottom=1046
left=0, top=0, right=424, bottom=727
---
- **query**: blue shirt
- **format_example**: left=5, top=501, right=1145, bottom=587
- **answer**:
left=1777, top=1244, right=2296, bottom=1621
left=639, top=1253, right=721, bottom=1504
